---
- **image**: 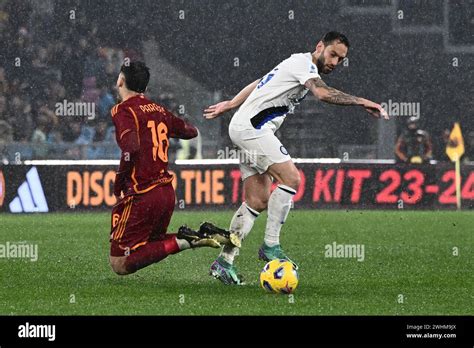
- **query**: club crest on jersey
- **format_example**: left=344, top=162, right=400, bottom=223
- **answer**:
left=280, top=146, right=288, bottom=155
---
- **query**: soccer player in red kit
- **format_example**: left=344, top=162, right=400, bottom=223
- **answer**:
left=109, top=61, right=237, bottom=275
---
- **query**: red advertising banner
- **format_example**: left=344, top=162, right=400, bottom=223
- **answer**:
left=0, top=162, right=473, bottom=213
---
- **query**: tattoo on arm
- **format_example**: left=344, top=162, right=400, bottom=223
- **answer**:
left=323, top=88, right=362, bottom=105
left=306, top=78, right=328, bottom=88
left=306, top=78, right=362, bottom=106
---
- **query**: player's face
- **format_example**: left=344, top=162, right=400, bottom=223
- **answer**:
left=317, top=42, right=348, bottom=74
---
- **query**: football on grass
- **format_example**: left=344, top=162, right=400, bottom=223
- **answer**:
left=260, top=259, right=299, bottom=294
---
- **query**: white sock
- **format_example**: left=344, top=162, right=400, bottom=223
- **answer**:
left=175, top=238, right=191, bottom=250
left=219, top=202, right=259, bottom=264
left=264, top=184, right=296, bottom=247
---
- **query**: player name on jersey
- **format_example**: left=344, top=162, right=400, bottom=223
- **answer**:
left=139, top=103, right=167, bottom=114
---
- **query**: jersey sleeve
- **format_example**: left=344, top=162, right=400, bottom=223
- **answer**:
left=291, top=54, right=321, bottom=85
left=165, top=109, right=198, bottom=139
left=113, top=106, right=140, bottom=153
left=111, top=106, right=140, bottom=196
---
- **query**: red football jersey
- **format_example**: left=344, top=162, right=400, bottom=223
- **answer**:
left=111, top=94, right=197, bottom=196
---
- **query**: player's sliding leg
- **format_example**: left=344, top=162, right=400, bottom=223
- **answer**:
left=199, top=222, right=241, bottom=248
left=110, top=183, right=238, bottom=275
left=111, top=224, right=232, bottom=275
left=110, top=233, right=182, bottom=275
left=210, top=173, right=272, bottom=285
left=209, top=204, right=258, bottom=285
left=258, top=160, right=300, bottom=268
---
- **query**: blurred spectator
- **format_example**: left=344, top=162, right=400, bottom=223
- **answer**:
left=59, top=39, right=88, bottom=99
left=31, top=114, right=49, bottom=143
left=81, top=76, right=101, bottom=104
left=8, top=96, right=34, bottom=142
left=31, top=114, right=49, bottom=158
left=32, top=46, right=49, bottom=68
left=0, top=119, right=13, bottom=161
left=0, top=67, right=8, bottom=94
left=434, top=128, right=452, bottom=162
left=84, top=48, right=108, bottom=83
left=76, top=125, right=96, bottom=145
left=93, top=121, right=109, bottom=142
left=47, top=79, right=66, bottom=105
left=98, top=84, right=116, bottom=120
left=37, top=104, right=58, bottom=125
left=0, top=95, right=7, bottom=119
left=0, top=120, right=13, bottom=142
left=62, top=122, right=82, bottom=143
left=395, top=117, right=433, bottom=164
left=47, top=129, right=63, bottom=144
left=464, top=131, right=474, bottom=162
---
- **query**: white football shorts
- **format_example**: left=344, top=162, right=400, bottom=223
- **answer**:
left=229, top=126, right=291, bottom=180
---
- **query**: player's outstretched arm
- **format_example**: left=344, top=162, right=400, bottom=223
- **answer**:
left=167, top=112, right=198, bottom=140
left=173, top=120, right=198, bottom=140
left=305, top=78, right=389, bottom=120
left=204, top=79, right=259, bottom=119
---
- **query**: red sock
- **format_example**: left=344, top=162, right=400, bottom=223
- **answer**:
left=125, top=234, right=180, bottom=273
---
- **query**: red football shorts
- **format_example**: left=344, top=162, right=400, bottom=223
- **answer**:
left=110, top=183, right=175, bottom=257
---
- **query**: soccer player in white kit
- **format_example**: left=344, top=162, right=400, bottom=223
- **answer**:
left=204, top=32, right=389, bottom=285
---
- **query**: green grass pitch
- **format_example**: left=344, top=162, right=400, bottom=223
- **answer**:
left=0, top=210, right=472, bottom=315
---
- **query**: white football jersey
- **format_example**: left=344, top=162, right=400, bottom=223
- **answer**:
left=230, top=52, right=320, bottom=132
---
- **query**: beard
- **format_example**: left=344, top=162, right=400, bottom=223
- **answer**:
left=316, top=54, right=325, bottom=72
left=316, top=53, right=332, bottom=74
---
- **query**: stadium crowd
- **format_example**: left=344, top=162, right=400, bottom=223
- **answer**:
left=0, top=0, right=123, bottom=160
left=0, top=0, right=186, bottom=161
left=0, top=0, right=471, bottom=162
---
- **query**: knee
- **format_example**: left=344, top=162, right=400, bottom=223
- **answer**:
left=246, top=195, right=269, bottom=212
left=109, top=256, right=131, bottom=275
left=282, top=170, right=301, bottom=191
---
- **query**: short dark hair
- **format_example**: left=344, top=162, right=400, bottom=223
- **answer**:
left=322, top=31, right=350, bottom=48
left=120, top=61, right=150, bottom=93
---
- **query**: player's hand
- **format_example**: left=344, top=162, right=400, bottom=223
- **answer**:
left=361, top=99, right=389, bottom=120
left=203, top=100, right=232, bottom=119
left=114, top=190, right=124, bottom=201
left=113, top=181, right=124, bottom=201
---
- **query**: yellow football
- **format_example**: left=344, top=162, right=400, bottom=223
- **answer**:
left=260, top=259, right=299, bottom=294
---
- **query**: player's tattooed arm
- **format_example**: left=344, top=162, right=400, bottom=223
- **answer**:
left=305, top=78, right=362, bottom=105
left=204, top=79, right=259, bottom=119
left=305, top=78, right=389, bottom=119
